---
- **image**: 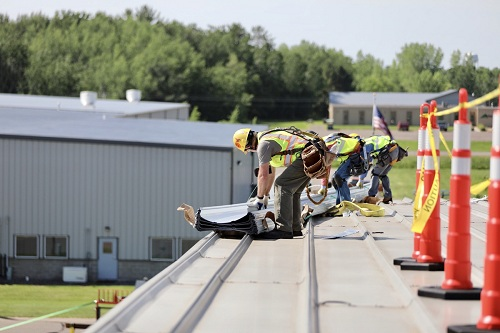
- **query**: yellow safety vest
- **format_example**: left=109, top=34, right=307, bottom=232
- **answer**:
left=364, top=135, right=393, bottom=157
left=259, top=131, right=308, bottom=167
left=323, top=136, right=361, bottom=162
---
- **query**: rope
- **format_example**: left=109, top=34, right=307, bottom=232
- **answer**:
left=0, top=301, right=95, bottom=331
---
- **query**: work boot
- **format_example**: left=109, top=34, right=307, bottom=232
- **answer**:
left=382, top=197, right=393, bottom=204
left=255, top=229, right=293, bottom=239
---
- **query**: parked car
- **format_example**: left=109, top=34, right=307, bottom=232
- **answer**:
left=397, top=121, right=409, bottom=131
left=438, top=121, right=448, bottom=131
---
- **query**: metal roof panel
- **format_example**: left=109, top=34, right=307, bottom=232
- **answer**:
left=0, top=93, right=188, bottom=114
left=0, top=108, right=267, bottom=149
left=329, top=91, right=459, bottom=107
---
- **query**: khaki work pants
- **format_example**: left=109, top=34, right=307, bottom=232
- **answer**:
left=274, top=158, right=311, bottom=233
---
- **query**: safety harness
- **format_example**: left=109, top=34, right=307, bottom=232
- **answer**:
left=373, top=143, right=409, bottom=167
left=259, top=127, right=335, bottom=204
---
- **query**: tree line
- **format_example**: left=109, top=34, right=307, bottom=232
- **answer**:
left=1, top=6, right=499, bottom=123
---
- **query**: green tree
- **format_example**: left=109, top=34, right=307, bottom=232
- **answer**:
left=353, top=52, right=398, bottom=92
left=393, top=43, right=445, bottom=92
left=202, top=53, right=250, bottom=121
left=25, top=27, right=82, bottom=95
left=189, top=106, right=201, bottom=121
left=0, top=15, right=29, bottom=93
left=246, top=26, right=284, bottom=120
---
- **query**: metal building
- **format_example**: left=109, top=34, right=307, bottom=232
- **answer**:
left=0, top=97, right=266, bottom=283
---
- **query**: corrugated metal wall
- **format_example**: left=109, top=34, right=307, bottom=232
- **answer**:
left=0, top=138, right=231, bottom=260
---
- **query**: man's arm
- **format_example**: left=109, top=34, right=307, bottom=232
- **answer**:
left=256, top=163, right=274, bottom=197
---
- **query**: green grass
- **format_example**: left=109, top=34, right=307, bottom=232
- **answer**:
left=0, top=284, right=135, bottom=318
left=389, top=167, right=490, bottom=199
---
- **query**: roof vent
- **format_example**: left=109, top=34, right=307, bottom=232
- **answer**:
left=126, top=89, right=141, bottom=103
left=80, top=91, right=97, bottom=106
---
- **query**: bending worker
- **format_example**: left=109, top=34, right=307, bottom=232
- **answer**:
left=360, top=135, right=408, bottom=204
left=319, top=133, right=366, bottom=203
left=233, top=128, right=311, bottom=239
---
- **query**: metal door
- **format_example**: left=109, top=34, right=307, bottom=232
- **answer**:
left=97, top=237, right=118, bottom=281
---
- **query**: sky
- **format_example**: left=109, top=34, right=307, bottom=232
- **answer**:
left=1, top=0, right=499, bottom=69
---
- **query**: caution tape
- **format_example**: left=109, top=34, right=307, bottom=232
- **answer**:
left=411, top=117, right=441, bottom=233
left=471, top=179, right=490, bottom=195
left=421, top=86, right=500, bottom=118
left=436, top=118, right=489, bottom=195
left=327, top=201, right=385, bottom=217
left=438, top=131, right=452, bottom=157
left=411, top=86, right=498, bottom=232
left=412, top=160, right=425, bottom=232
left=0, top=301, right=95, bottom=332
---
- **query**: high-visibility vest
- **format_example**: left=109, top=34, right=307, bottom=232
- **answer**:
left=323, top=136, right=361, bottom=162
left=364, top=135, right=393, bottom=157
left=258, top=131, right=308, bottom=167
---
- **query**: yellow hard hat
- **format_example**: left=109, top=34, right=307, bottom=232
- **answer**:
left=233, top=128, right=251, bottom=153
left=349, top=133, right=360, bottom=139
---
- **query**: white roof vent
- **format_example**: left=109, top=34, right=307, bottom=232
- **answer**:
left=80, top=91, right=97, bottom=106
left=126, top=89, right=141, bottom=103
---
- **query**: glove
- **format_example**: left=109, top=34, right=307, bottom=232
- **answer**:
left=318, top=186, right=327, bottom=195
left=248, top=196, right=266, bottom=211
left=356, top=180, right=363, bottom=188
left=263, top=195, right=270, bottom=208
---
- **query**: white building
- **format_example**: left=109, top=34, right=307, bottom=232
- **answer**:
left=328, top=90, right=495, bottom=129
left=0, top=93, right=264, bottom=283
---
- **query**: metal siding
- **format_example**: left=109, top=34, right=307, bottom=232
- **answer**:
left=0, top=138, right=231, bottom=261
left=231, top=149, right=255, bottom=203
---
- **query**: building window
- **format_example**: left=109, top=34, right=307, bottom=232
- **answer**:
left=359, top=110, right=365, bottom=124
left=406, top=111, right=413, bottom=124
left=44, top=236, right=68, bottom=259
left=181, top=239, right=199, bottom=256
left=150, top=237, right=174, bottom=261
left=15, top=235, right=38, bottom=258
left=342, top=110, right=349, bottom=124
left=390, top=111, right=396, bottom=125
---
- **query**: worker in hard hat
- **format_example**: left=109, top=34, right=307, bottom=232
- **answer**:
left=318, top=133, right=367, bottom=203
left=360, top=135, right=408, bottom=204
left=233, top=128, right=311, bottom=239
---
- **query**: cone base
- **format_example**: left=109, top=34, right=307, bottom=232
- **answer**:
left=448, top=324, right=500, bottom=333
left=400, top=261, right=444, bottom=271
left=418, top=286, right=481, bottom=300
left=393, top=257, right=416, bottom=266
